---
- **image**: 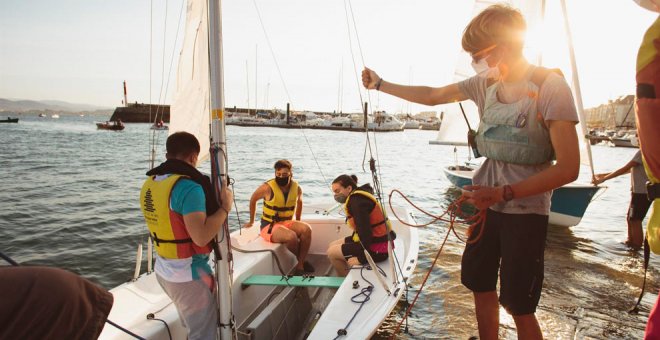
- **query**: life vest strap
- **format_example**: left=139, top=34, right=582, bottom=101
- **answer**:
left=152, top=232, right=192, bottom=246
left=370, top=218, right=388, bottom=228
left=648, top=182, right=660, bottom=201
left=263, top=203, right=295, bottom=212
left=262, top=213, right=293, bottom=223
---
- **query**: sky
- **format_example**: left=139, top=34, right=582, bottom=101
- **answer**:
left=0, top=1, right=657, bottom=114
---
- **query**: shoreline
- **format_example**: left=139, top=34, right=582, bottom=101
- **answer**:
left=226, top=121, right=404, bottom=132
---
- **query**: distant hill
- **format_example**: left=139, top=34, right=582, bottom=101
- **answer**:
left=0, top=98, right=111, bottom=113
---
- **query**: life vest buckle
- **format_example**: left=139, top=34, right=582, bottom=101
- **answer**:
left=648, top=181, right=660, bottom=201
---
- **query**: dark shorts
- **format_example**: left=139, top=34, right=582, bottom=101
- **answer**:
left=628, top=193, right=652, bottom=221
left=341, top=240, right=388, bottom=264
left=461, top=209, right=548, bottom=316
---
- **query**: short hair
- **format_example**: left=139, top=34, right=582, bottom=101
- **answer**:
left=166, top=131, right=200, bottom=158
left=332, top=174, right=358, bottom=190
left=461, top=4, right=526, bottom=56
left=274, top=159, right=292, bottom=170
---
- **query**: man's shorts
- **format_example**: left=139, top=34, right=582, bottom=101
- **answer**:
left=259, top=220, right=295, bottom=243
left=461, top=209, right=548, bottom=316
left=628, top=192, right=652, bottom=221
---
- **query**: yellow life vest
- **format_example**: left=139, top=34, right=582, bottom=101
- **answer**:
left=344, top=190, right=391, bottom=243
left=261, top=179, right=299, bottom=223
left=140, top=174, right=211, bottom=259
left=637, top=16, right=660, bottom=254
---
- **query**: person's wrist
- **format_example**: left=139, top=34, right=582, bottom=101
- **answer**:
left=502, top=185, right=514, bottom=202
left=375, top=78, right=383, bottom=91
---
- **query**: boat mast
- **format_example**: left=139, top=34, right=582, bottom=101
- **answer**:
left=560, top=0, right=595, bottom=178
left=208, top=0, right=234, bottom=339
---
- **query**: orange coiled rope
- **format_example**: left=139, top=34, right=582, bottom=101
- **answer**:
left=388, top=189, right=487, bottom=339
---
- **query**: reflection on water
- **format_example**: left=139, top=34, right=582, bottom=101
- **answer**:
left=0, top=116, right=656, bottom=339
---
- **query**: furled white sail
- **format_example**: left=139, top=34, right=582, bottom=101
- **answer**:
left=169, top=0, right=211, bottom=164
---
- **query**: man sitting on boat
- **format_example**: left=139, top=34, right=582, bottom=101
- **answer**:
left=140, top=131, right=233, bottom=340
left=362, top=4, right=580, bottom=339
left=327, top=174, right=396, bottom=276
left=244, top=159, right=314, bottom=274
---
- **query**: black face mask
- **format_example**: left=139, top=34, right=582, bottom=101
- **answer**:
left=275, top=176, right=290, bottom=186
left=334, top=194, right=347, bottom=204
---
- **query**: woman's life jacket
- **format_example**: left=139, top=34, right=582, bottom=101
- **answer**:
left=261, top=179, right=299, bottom=223
left=344, top=186, right=396, bottom=253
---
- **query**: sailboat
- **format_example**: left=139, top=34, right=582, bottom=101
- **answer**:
left=431, top=0, right=601, bottom=227
left=99, top=1, right=418, bottom=339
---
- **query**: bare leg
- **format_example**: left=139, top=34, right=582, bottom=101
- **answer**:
left=288, top=221, right=312, bottom=270
left=512, top=313, right=542, bottom=340
left=628, top=219, right=644, bottom=249
left=327, top=242, right=349, bottom=276
left=270, top=227, right=299, bottom=267
left=474, top=291, right=499, bottom=340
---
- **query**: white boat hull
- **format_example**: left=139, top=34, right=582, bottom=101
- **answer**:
left=100, top=204, right=418, bottom=339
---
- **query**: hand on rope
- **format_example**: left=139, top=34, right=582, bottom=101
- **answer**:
left=460, top=184, right=504, bottom=210
left=362, top=67, right=381, bottom=90
left=387, top=189, right=487, bottom=244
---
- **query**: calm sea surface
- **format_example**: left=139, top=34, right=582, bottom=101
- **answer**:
left=1, top=114, right=657, bottom=339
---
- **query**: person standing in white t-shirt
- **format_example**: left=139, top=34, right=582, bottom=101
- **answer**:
left=593, top=150, right=651, bottom=249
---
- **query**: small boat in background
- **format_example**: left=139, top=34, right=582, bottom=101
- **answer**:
left=51, top=114, right=60, bottom=119
left=610, top=132, right=639, bottom=148
left=38, top=113, right=46, bottom=118
left=149, top=120, right=168, bottom=130
left=0, top=117, right=19, bottom=123
left=96, top=120, right=125, bottom=131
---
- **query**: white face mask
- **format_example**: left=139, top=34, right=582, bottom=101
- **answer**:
left=471, top=57, right=500, bottom=80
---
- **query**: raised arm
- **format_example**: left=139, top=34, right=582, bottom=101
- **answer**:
left=362, top=67, right=467, bottom=106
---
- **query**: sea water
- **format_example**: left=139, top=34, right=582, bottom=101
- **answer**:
left=0, top=114, right=656, bottom=339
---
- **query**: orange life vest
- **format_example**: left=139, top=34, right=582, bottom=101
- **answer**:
left=344, top=190, right=391, bottom=244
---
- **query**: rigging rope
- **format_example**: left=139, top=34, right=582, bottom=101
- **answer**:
left=333, top=265, right=378, bottom=339
left=249, top=0, right=331, bottom=190
left=148, top=0, right=185, bottom=169
left=386, top=192, right=488, bottom=339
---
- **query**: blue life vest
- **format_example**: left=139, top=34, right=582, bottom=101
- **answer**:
left=475, top=67, right=562, bottom=165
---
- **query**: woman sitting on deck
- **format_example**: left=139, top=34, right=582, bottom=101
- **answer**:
left=327, top=174, right=396, bottom=276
